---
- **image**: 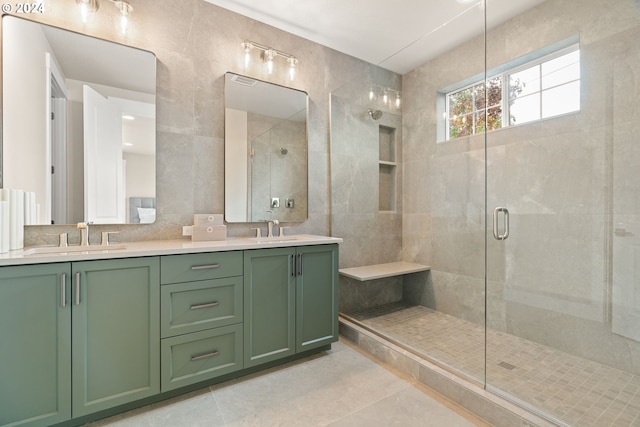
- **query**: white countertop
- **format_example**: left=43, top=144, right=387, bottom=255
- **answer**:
left=0, top=234, right=342, bottom=267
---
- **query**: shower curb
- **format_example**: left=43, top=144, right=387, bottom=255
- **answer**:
left=339, top=315, right=560, bottom=427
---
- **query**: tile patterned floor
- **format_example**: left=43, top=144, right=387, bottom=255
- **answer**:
left=350, top=304, right=640, bottom=427
left=87, top=339, right=490, bottom=427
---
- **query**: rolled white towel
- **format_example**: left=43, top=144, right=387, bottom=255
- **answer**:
left=10, top=189, right=24, bottom=250
left=0, top=200, right=9, bottom=253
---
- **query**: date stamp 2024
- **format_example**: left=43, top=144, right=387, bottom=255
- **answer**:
left=2, top=2, right=44, bottom=13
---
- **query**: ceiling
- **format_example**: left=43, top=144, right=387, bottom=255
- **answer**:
left=204, top=0, right=546, bottom=74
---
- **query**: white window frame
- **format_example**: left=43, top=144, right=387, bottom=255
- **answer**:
left=444, top=43, right=580, bottom=141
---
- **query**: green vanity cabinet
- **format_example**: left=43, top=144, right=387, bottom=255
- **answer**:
left=243, top=244, right=339, bottom=368
left=71, top=257, right=160, bottom=418
left=0, top=241, right=338, bottom=426
left=0, top=263, right=72, bottom=427
left=0, top=257, right=160, bottom=426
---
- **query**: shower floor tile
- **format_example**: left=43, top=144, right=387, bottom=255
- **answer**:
left=349, top=304, right=640, bottom=427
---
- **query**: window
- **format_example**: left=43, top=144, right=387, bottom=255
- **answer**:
left=445, top=45, right=580, bottom=140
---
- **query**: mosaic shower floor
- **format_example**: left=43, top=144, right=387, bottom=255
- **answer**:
left=347, top=304, right=640, bottom=427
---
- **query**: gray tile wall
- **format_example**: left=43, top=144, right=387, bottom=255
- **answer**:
left=329, top=67, right=404, bottom=312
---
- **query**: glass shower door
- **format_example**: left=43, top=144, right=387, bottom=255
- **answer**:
left=485, top=1, right=640, bottom=425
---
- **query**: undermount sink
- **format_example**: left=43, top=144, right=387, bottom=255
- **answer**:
left=24, top=244, right=127, bottom=256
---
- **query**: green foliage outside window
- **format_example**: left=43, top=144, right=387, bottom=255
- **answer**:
left=448, top=76, right=524, bottom=139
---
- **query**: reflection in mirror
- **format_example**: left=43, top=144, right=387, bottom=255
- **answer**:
left=1, top=15, right=156, bottom=225
left=224, top=72, right=308, bottom=223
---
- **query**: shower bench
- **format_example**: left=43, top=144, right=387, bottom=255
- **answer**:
left=339, top=261, right=430, bottom=281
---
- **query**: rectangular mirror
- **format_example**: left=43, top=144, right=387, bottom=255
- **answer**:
left=224, top=72, right=308, bottom=223
left=1, top=15, right=156, bottom=225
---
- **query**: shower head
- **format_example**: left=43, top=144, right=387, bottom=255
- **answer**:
left=367, top=109, right=383, bottom=120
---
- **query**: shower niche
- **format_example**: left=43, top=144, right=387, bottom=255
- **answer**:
left=378, top=125, right=397, bottom=212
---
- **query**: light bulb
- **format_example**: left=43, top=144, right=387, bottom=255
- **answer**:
left=288, top=57, right=298, bottom=81
left=113, top=0, right=132, bottom=35
left=120, top=14, right=128, bottom=34
left=383, top=91, right=388, bottom=105
left=369, top=88, right=375, bottom=101
left=241, top=41, right=253, bottom=68
left=80, top=3, right=88, bottom=22
left=77, top=0, right=98, bottom=23
left=395, top=94, right=401, bottom=109
left=263, top=49, right=276, bottom=75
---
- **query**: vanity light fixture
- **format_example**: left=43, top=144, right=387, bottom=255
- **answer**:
left=241, top=40, right=299, bottom=81
left=368, top=85, right=402, bottom=110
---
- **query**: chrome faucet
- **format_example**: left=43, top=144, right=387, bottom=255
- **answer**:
left=267, top=219, right=279, bottom=238
left=264, top=209, right=279, bottom=238
left=77, top=222, right=90, bottom=246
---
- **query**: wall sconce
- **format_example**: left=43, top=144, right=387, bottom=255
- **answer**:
left=368, top=85, right=402, bottom=110
left=241, top=40, right=299, bottom=81
left=75, top=0, right=133, bottom=34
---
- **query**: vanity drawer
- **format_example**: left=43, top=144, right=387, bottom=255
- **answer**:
left=161, top=276, right=243, bottom=338
left=160, top=251, right=242, bottom=284
left=161, top=324, right=243, bottom=392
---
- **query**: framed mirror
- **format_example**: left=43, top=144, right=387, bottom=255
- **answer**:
left=224, top=72, right=308, bottom=223
left=1, top=15, right=156, bottom=225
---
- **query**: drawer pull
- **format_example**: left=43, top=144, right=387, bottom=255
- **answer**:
left=190, top=263, right=220, bottom=271
left=191, top=351, right=220, bottom=361
left=190, top=301, right=220, bottom=310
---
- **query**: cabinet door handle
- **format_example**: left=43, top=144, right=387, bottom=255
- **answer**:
left=291, top=254, right=295, bottom=277
left=60, top=273, right=66, bottom=308
left=75, top=272, right=81, bottom=305
left=191, top=350, right=220, bottom=361
left=190, top=301, right=220, bottom=310
left=191, top=263, right=220, bottom=271
left=297, top=253, right=303, bottom=276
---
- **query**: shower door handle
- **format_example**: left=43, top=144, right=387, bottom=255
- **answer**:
left=493, top=207, right=510, bottom=241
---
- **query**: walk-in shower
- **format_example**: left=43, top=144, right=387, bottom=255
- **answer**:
left=331, top=1, right=640, bottom=426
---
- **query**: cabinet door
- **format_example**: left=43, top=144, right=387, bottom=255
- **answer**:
left=296, top=244, right=339, bottom=352
left=243, top=247, right=296, bottom=368
left=71, top=257, right=160, bottom=418
left=0, top=263, right=71, bottom=427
